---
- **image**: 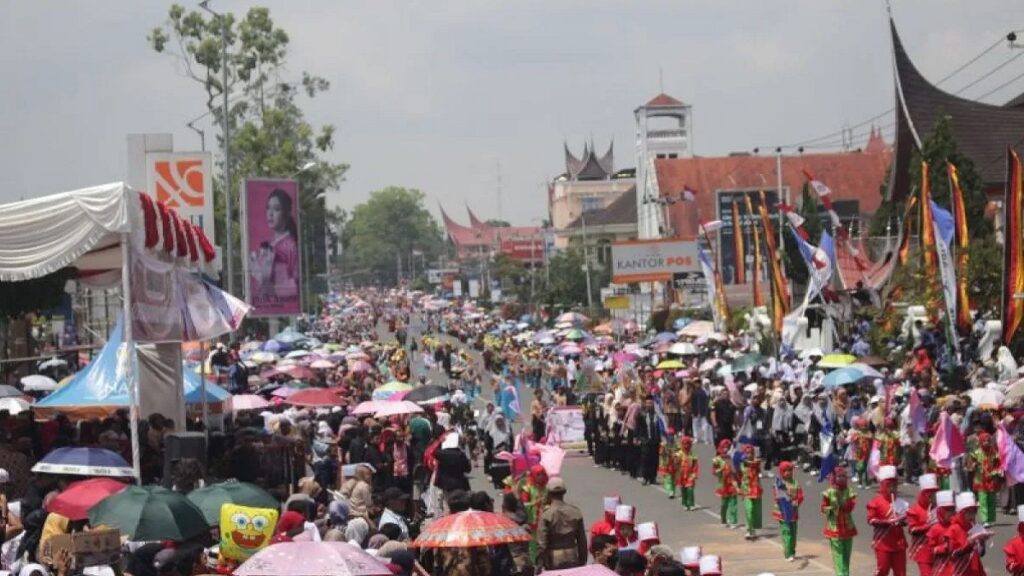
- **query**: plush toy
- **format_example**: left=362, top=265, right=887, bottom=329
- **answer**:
left=220, top=504, right=279, bottom=561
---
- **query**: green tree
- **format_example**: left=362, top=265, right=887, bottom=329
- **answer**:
left=538, top=248, right=606, bottom=312
left=485, top=219, right=511, bottom=228
left=149, top=5, right=348, bottom=300
left=342, top=187, right=444, bottom=284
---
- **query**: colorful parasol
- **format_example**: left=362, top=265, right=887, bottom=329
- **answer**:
left=375, top=400, right=423, bottom=418
left=47, top=478, right=128, bottom=520
left=286, top=388, right=346, bottom=408
left=410, top=510, right=532, bottom=548
left=235, top=542, right=392, bottom=576
left=32, top=447, right=134, bottom=478
left=228, top=394, right=272, bottom=412
left=372, top=381, right=413, bottom=401
left=817, top=353, right=858, bottom=369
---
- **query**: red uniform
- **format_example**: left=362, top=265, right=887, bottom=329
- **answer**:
left=928, top=520, right=953, bottom=576
left=1005, top=532, right=1024, bottom=576
left=906, top=494, right=936, bottom=576
left=590, top=514, right=614, bottom=541
left=944, top=514, right=987, bottom=576
left=867, top=494, right=908, bottom=576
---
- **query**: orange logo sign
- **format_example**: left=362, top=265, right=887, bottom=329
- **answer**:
left=153, top=159, right=206, bottom=208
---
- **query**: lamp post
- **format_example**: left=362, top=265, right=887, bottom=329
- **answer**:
left=581, top=211, right=594, bottom=310
left=199, top=0, right=234, bottom=295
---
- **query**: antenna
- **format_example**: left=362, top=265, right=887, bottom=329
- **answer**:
left=496, top=160, right=503, bottom=221
left=659, top=66, right=664, bottom=93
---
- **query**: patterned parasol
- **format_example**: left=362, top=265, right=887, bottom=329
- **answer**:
left=410, top=511, right=532, bottom=548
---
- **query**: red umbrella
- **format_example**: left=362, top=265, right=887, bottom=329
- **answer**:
left=47, top=478, right=128, bottom=520
left=286, top=388, right=345, bottom=408
left=410, top=511, right=531, bottom=548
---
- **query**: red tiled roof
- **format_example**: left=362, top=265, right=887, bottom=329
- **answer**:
left=440, top=206, right=541, bottom=259
left=645, top=93, right=685, bottom=108
left=466, top=205, right=488, bottom=230
left=655, top=148, right=892, bottom=239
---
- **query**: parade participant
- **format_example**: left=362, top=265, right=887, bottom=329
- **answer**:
left=711, top=439, right=739, bottom=529
left=590, top=495, right=621, bottom=543
left=675, top=435, right=699, bottom=511
left=1005, top=504, right=1024, bottom=576
left=966, top=431, right=1002, bottom=527
left=866, top=465, right=908, bottom=576
left=878, top=417, right=901, bottom=469
left=680, top=546, right=702, bottom=574
left=739, top=443, right=763, bottom=540
left=928, top=490, right=956, bottom=576
left=659, top=429, right=678, bottom=498
left=636, top=522, right=659, bottom=555
left=848, top=416, right=873, bottom=487
left=773, top=460, right=803, bottom=561
left=613, top=504, right=639, bottom=550
left=945, top=492, right=992, bottom=576
left=821, top=466, right=857, bottom=576
left=906, top=473, right=938, bottom=576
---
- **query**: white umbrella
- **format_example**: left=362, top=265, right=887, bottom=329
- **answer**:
left=968, top=387, right=1005, bottom=407
left=699, top=358, right=724, bottom=373
left=677, top=321, right=715, bottom=338
left=0, top=398, right=30, bottom=415
left=375, top=401, right=424, bottom=418
left=668, top=342, right=699, bottom=356
left=38, top=357, right=68, bottom=371
left=21, top=374, right=58, bottom=392
left=285, top=350, right=310, bottom=359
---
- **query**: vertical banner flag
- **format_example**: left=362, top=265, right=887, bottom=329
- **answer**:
left=243, top=179, right=303, bottom=317
left=700, top=220, right=731, bottom=327
left=731, top=201, right=745, bottom=285
left=744, top=195, right=764, bottom=307
left=947, top=163, right=973, bottom=334
left=920, top=162, right=937, bottom=271
left=928, top=200, right=960, bottom=356
left=897, top=195, right=919, bottom=266
left=757, top=191, right=790, bottom=333
left=699, top=247, right=724, bottom=332
left=1004, top=149, right=1024, bottom=344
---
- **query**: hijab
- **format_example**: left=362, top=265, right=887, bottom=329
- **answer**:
left=345, top=517, right=370, bottom=548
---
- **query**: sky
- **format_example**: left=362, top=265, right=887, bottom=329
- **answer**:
left=1, top=1, right=1021, bottom=226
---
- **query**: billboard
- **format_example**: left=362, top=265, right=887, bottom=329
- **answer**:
left=499, top=237, right=545, bottom=264
left=146, top=152, right=215, bottom=242
left=716, top=189, right=779, bottom=285
left=611, top=238, right=700, bottom=284
left=243, top=179, right=303, bottom=317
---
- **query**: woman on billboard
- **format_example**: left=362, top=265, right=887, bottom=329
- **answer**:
left=250, top=188, right=299, bottom=305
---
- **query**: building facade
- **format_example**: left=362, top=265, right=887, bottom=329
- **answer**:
left=635, top=93, right=693, bottom=239
left=549, top=141, right=635, bottom=248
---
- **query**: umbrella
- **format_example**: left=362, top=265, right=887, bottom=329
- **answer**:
left=349, top=360, right=372, bottom=373
left=541, top=566, right=617, bottom=576
left=846, top=363, right=885, bottom=380
left=968, top=387, right=1005, bottom=407
left=372, top=381, right=413, bottom=401
left=310, top=359, right=336, bottom=370
left=32, top=447, right=133, bottom=478
left=21, top=374, right=58, bottom=392
left=612, top=352, right=638, bottom=366
left=351, top=400, right=385, bottom=416
left=412, top=510, right=532, bottom=548
left=188, top=481, right=278, bottom=524
left=555, top=312, right=588, bottom=325
left=556, top=343, right=582, bottom=357
left=346, top=352, right=371, bottom=362
left=38, top=357, right=68, bottom=371
left=668, top=342, right=699, bottom=356
left=652, top=332, right=678, bottom=343
left=562, top=328, right=586, bottom=341
left=0, top=397, right=31, bottom=415
left=699, top=358, right=724, bottom=373
left=856, top=355, right=890, bottom=368
left=731, top=353, right=766, bottom=372
left=285, top=350, right=310, bottom=360
left=234, top=542, right=392, bottom=576
left=272, top=387, right=300, bottom=398
left=277, top=365, right=316, bottom=381
left=286, top=389, right=345, bottom=408
left=375, top=400, right=423, bottom=418
left=250, top=352, right=280, bottom=364
left=677, top=320, right=715, bottom=338
left=818, top=353, right=858, bottom=368
left=262, top=340, right=285, bottom=353
left=404, top=384, right=451, bottom=405
left=655, top=360, right=685, bottom=370
left=47, top=478, right=128, bottom=520
left=89, top=485, right=209, bottom=541
left=822, top=367, right=865, bottom=388
left=228, top=395, right=272, bottom=412
left=272, top=330, right=307, bottom=345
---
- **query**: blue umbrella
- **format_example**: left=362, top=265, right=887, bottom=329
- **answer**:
left=32, top=447, right=133, bottom=478
left=262, top=340, right=284, bottom=353
left=822, top=367, right=863, bottom=389
left=653, top=332, right=678, bottom=342
left=273, top=330, right=306, bottom=345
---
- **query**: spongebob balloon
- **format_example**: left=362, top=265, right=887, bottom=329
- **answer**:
left=220, top=504, right=278, bottom=561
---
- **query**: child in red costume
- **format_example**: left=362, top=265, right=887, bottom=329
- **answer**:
left=906, top=473, right=938, bottom=576
left=944, top=492, right=992, bottom=576
left=1005, top=504, right=1024, bottom=576
left=866, top=465, right=908, bottom=576
left=590, top=495, right=620, bottom=544
left=612, top=504, right=638, bottom=551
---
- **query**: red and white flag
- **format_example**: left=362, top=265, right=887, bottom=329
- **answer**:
left=681, top=186, right=697, bottom=202
left=700, top=220, right=724, bottom=234
left=803, top=169, right=832, bottom=197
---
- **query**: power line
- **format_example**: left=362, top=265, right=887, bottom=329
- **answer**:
left=977, top=66, right=1024, bottom=100
left=952, top=49, right=1024, bottom=95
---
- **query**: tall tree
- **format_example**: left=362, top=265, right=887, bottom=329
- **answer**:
left=342, top=187, right=444, bottom=284
left=149, top=5, right=348, bottom=299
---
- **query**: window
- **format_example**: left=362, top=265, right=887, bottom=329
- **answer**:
left=668, top=153, right=678, bottom=159
left=581, top=196, right=602, bottom=213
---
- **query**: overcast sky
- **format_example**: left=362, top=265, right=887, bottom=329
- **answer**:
left=1, top=1, right=1021, bottom=225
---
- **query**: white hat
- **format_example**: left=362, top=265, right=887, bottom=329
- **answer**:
left=603, top=495, right=621, bottom=513
left=699, top=555, right=722, bottom=576
left=918, top=474, right=938, bottom=491
left=877, top=465, right=898, bottom=482
left=869, top=395, right=882, bottom=404
left=955, top=492, right=978, bottom=512
left=637, top=522, right=659, bottom=542
left=615, top=504, right=636, bottom=524
left=0, top=469, right=9, bottom=484
left=680, top=546, right=702, bottom=567
left=936, top=490, right=955, bottom=508
left=1018, top=504, right=1024, bottom=524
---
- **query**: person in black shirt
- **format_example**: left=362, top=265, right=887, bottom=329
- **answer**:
left=710, top=389, right=736, bottom=446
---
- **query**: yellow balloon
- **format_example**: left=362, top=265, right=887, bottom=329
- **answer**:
left=219, top=504, right=278, bottom=561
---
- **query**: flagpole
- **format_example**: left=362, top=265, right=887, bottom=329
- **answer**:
left=701, top=227, right=729, bottom=326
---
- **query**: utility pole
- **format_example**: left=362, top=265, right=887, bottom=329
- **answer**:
left=581, top=212, right=593, bottom=309
left=200, top=0, right=234, bottom=295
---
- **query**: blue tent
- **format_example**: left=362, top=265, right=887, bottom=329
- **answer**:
left=37, top=318, right=229, bottom=410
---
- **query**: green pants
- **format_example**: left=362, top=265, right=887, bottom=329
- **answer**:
left=828, top=538, right=852, bottom=576
left=745, top=497, right=762, bottom=531
left=678, top=486, right=695, bottom=509
left=663, top=474, right=676, bottom=497
left=780, top=521, right=797, bottom=558
left=720, top=495, right=737, bottom=525
left=855, top=461, right=869, bottom=486
left=979, top=490, right=997, bottom=524
left=939, top=475, right=950, bottom=490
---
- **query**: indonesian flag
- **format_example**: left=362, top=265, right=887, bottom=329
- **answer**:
left=700, top=219, right=724, bottom=234
left=928, top=412, right=966, bottom=469
left=803, top=169, right=832, bottom=197
left=681, top=185, right=697, bottom=202
left=778, top=203, right=809, bottom=240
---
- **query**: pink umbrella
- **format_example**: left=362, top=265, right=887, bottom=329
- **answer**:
left=310, top=359, right=335, bottom=370
left=349, top=360, right=372, bottom=373
left=351, top=400, right=384, bottom=416
left=228, top=395, right=271, bottom=412
left=235, top=542, right=391, bottom=576
left=278, top=365, right=316, bottom=381
left=612, top=352, right=638, bottom=366
left=542, top=566, right=617, bottom=576
left=272, top=387, right=299, bottom=398
left=375, top=400, right=423, bottom=418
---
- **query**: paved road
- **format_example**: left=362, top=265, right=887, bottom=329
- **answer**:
left=400, top=316, right=1014, bottom=575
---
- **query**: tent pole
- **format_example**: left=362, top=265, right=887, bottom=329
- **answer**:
left=200, top=341, right=209, bottom=443
left=121, top=234, right=142, bottom=485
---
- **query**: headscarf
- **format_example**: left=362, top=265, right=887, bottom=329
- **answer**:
left=771, top=397, right=793, bottom=434
left=488, top=415, right=510, bottom=448
left=328, top=499, right=350, bottom=527
left=441, top=432, right=460, bottom=450
left=367, top=533, right=389, bottom=550
left=345, top=517, right=370, bottom=548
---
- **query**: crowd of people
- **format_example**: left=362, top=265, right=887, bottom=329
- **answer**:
left=2, top=288, right=1024, bottom=576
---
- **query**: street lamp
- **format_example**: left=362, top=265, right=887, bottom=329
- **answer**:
left=199, top=0, right=235, bottom=296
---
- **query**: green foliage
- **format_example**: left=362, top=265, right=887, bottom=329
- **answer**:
left=965, top=235, right=1003, bottom=315
left=149, top=5, right=348, bottom=298
left=537, top=248, right=605, bottom=312
left=485, top=219, right=511, bottom=228
left=342, top=187, right=444, bottom=284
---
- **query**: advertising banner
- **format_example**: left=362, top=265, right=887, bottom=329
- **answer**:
left=146, top=152, right=215, bottom=242
left=716, top=189, right=778, bottom=285
left=611, top=238, right=700, bottom=284
left=544, top=406, right=586, bottom=449
left=243, top=180, right=303, bottom=317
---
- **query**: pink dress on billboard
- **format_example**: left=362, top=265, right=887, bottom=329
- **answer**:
left=271, top=233, right=299, bottom=301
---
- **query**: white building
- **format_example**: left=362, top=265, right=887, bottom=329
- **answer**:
left=634, top=93, right=692, bottom=239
